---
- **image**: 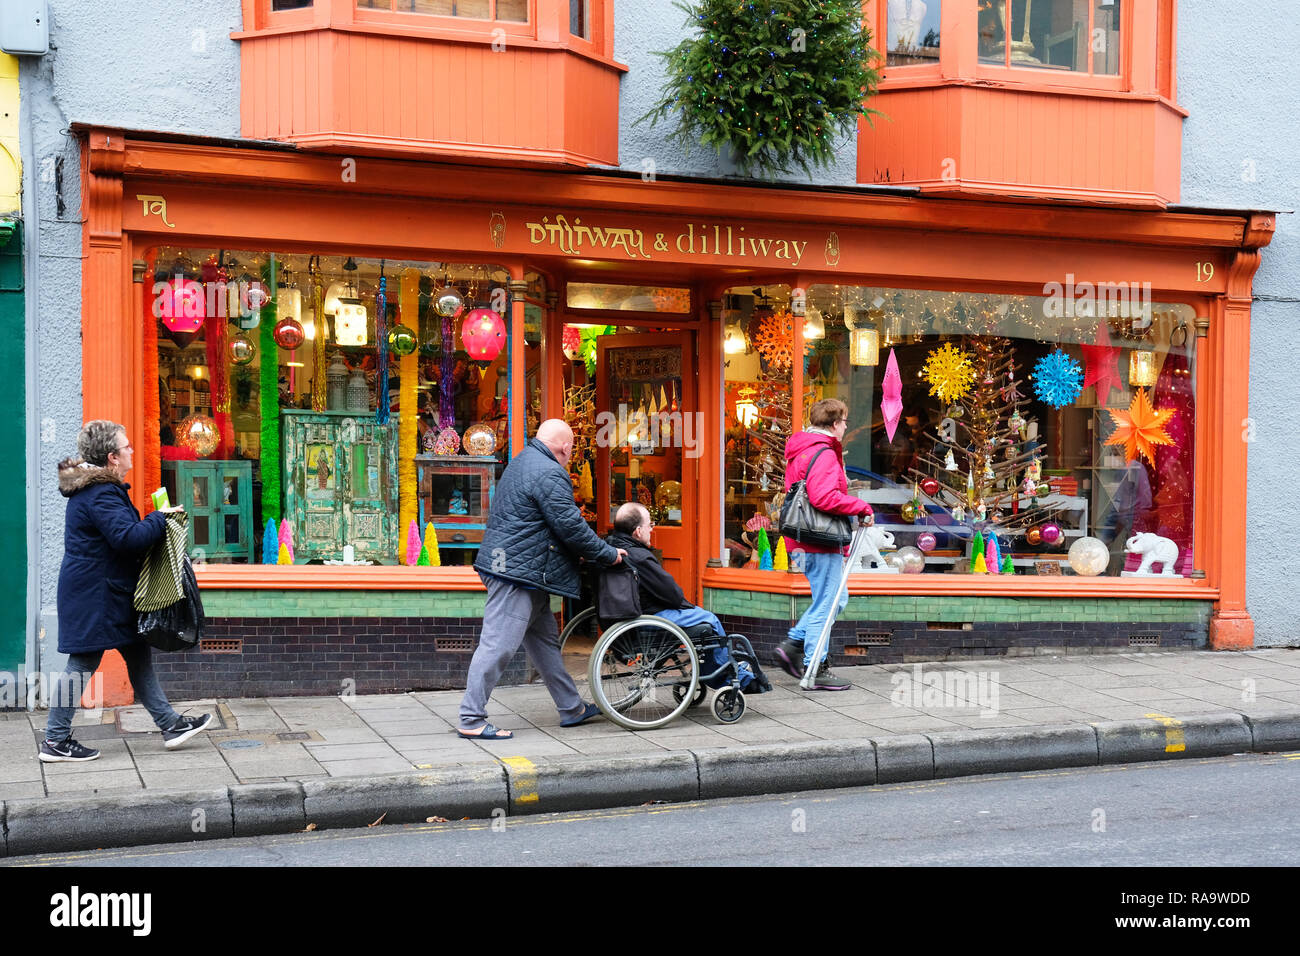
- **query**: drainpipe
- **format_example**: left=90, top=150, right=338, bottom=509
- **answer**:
left=20, top=61, right=41, bottom=708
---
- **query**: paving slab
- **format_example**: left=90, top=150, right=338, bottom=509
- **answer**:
left=44, top=769, right=142, bottom=794
left=318, top=756, right=417, bottom=777
left=138, top=768, right=240, bottom=790
left=0, top=781, right=47, bottom=800
left=313, top=726, right=385, bottom=744
left=302, top=742, right=403, bottom=761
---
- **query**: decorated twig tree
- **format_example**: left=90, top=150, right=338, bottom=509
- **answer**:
left=907, top=337, right=1066, bottom=561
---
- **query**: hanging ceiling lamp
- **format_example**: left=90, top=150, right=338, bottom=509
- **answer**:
left=803, top=307, right=825, bottom=341
left=1129, top=348, right=1158, bottom=387
left=734, top=385, right=760, bottom=428
left=844, top=304, right=879, bottom=366
left=332, top=257, right=368, bottom=346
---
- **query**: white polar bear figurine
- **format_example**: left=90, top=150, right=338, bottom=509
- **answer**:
left=859, top=527, right=897, bottom=571
left=1124, top=532, right=1179, bottom=576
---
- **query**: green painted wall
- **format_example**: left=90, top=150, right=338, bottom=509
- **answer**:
left=704, top=588, right=1213, bottom=626
left=0, top=229, right=24, bottom=672
left=200, top=588, right=561, bottom=619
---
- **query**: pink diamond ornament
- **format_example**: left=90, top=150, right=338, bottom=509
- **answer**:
left=882, top=349, right=904, bottom=442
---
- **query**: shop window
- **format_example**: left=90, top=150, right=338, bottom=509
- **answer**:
left=272, top=0, right=313, bottom=8
left=722, top=285, right=794, bottom=568
left=570, top=0, right=588, bottom=38
left=978, top=0, right=1120, bottom=75
left=886, top=0, right=941, bottom=66
left=149, top=248, right=512, bottom=567
left=566, top=283, right=691, bottom=314
left=804, top=284, right=1195, bottom=578
left=356, top=0, right=528, bottom=22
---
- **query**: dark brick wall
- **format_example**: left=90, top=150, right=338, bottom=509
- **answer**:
left=152, top=616, right=529, bottom=698
left=718, top=614, right=1207, bottom=666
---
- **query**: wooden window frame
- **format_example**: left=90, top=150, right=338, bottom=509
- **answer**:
left=353, top=0, right=538, bottom=40
left=974, top=0, right=1128, bottom=91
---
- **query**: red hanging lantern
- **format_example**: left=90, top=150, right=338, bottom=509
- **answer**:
left=562, top=324, right=582, bottom=360
left=156, top=277, right=207, bottom=336
left=461, top=308, right=506, bottom=365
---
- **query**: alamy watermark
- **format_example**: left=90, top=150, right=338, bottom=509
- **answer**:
left=593, top=405, right=705, bottom=459
left=1042, top=274, right=1152, bottom=322
left=2, top=670, right=104, bottom=719
left=890, top=665, right=1000, bottom=716
left=152, top=274, right=269, bottom=328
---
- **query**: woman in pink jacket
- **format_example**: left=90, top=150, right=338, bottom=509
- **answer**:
left=776, top=399, right=873, bottom=690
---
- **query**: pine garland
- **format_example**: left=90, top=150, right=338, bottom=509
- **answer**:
left=643, top=0, right=882, bottom=177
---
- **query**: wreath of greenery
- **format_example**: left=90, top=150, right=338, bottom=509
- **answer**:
left=642, top=0, right=883, bottom=177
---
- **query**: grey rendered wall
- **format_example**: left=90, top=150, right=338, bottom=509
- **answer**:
left=22, top=0, right=242, bottom=669
left=1178, top=2, right=1300, bottom=646
left=614, top=0, right=858, bottom=185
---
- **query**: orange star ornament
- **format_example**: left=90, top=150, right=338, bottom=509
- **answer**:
left=1106, top=388, right=1176, bottom=464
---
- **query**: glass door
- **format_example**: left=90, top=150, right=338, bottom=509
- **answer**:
left=595, top=331, right=698, bottom=601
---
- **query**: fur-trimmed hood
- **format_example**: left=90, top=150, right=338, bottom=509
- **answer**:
left=58, top=458, right=125, bottom=497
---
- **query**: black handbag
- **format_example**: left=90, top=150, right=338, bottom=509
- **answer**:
left=778, top=446, right=854, bottom=549
left=595, top=563, right=642, bottom=624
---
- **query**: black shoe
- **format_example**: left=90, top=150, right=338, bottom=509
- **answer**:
left=39, top=737, right=101, bottom=763
left=775, top=639, right=805, bottom=679
left=163, top=713, right=213, bottom=749
left=807, top=661, right=852, bottom=692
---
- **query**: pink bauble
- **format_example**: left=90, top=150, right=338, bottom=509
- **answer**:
left=1040, top=522, right=1063, bottom=546
left=916, top=532, right=937, bottom=553
left=461, top=308, right=506, bottom=363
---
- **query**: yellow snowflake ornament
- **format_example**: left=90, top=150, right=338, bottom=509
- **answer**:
left=922, top=343, right=975, bottom=403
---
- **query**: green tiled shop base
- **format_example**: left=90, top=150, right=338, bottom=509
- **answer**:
left=201, top=589, right=495, bottom=619
left=704, top=589, right=1213, bottom=627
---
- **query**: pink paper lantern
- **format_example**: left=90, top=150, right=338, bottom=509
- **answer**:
left=461, top=308, right=506, bottom=364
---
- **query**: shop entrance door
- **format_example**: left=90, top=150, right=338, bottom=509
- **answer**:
left=595, top=331, right=699, bottom=603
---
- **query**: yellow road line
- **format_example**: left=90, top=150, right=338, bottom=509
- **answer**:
left=1144, top=712, right=1186, bottom=753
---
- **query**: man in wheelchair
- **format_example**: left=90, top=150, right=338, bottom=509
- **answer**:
left=605, top=503, right=770, bottom=694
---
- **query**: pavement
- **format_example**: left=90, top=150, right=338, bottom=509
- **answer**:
left=3, top=646, right=1300, bottom=858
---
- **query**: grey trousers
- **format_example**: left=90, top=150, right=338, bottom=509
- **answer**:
left=459, top=575, right=586, bottom=730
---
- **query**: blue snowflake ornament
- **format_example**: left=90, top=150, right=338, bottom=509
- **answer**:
left=1033, top=350, right=1084, bottom=409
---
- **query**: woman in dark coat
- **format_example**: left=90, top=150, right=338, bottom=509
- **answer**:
left=40, top=420, right=213, bottom=762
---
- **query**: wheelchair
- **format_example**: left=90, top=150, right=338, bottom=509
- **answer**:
left=558, top=602, right=764, bottom=731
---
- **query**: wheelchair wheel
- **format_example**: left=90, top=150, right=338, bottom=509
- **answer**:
left=588, top=616, right=699, bottom=731
left=672, top=681, right=708, bottom=709
left=553, top=606, right=602, bottom=694
left=712, top=687, right=746, bottom=724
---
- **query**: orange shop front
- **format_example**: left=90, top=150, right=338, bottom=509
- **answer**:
left=79, top=131, right=1272, bottom=700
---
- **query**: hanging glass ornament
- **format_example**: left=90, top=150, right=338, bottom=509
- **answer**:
left=1026, top=526, right=1043, bottom=546
left=273, top=315, right=305, bottom=350
left=435, top=288, right=464, bottom=318
left=944, top=448, right=958, bottom=471
left=388, top=323, right=417, bottom=357
left=900, top=501, right=920, bottom=523
left=920, top=477, right=940, bottom=497
left=916, top=531, right=938, bottom=552
left=229, top=332, right=256, bottom=366
left=1040, top=522, right=1063, bottom=546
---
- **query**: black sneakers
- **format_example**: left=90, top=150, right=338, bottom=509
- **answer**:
left=775, top=639, right=805, bottom=679
left=162, top=713, right=214, bottom=749
left=38, top=737, right=101, bottom=763
left=808, top=661, right=852, bottom=692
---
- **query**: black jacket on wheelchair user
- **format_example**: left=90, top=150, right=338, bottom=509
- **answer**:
left=603, top=531, right=693, bottom=616
left=473, top=438, right=620, bottom=598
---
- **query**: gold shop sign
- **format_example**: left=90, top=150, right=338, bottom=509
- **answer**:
left=136, top=194, right=175, bottom=228
left=522, top=213, right=819, bottom=267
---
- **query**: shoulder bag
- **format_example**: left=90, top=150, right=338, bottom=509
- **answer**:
left=778, top=446, right=854, bottom=549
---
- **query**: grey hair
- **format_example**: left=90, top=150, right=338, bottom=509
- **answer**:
left=78, top=420, right=126, bottom=466
left=613, top=501, right=649, bottom=536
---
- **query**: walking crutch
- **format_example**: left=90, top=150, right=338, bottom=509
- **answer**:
left=800, top=524, right=872, bottom=690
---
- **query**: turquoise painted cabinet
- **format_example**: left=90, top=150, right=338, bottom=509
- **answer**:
left=161, top=460, right=255, bottom=563
left=281, top=410, right=399, bottom=564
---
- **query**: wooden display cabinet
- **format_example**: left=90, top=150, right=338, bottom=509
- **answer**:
left=282, top=409, right=399, bottom=564
left=416, top=454, right=499, bottom=562
left=161, top=459, right=254, bottom=563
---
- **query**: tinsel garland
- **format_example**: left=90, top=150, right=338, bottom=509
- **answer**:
left=142, top=249, right=161, bottom=505
left=439, top=307, right=455, bottom=427
left=259, top=257, right=281, bottom=525
left=376, top=269, right=391, bottom=425
left=310, top=257, right=327, bottom=412
left=204, top=258, right=233, bottom=459
left=398, top=269, right=420, bottom=557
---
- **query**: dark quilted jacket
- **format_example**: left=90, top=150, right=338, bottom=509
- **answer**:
left=473, top=438, right=619, bottom=598
left=56, top=458, right=168, bottom=654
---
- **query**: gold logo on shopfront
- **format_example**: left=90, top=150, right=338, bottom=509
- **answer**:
left=136, top=194, right=175, bottom=229
left=519, top=213, right=815, bottom=267
left=489, top=211, right=506, bottom=249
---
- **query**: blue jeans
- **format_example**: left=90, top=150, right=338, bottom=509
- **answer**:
left=788, top=551, right=848, bottom=668
left=656, top=605, right=726, bottom=637
left=45, top=643, right=181, bottom=743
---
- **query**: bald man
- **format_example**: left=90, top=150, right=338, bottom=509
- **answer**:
left=459, top=419, right=626, bottom=740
